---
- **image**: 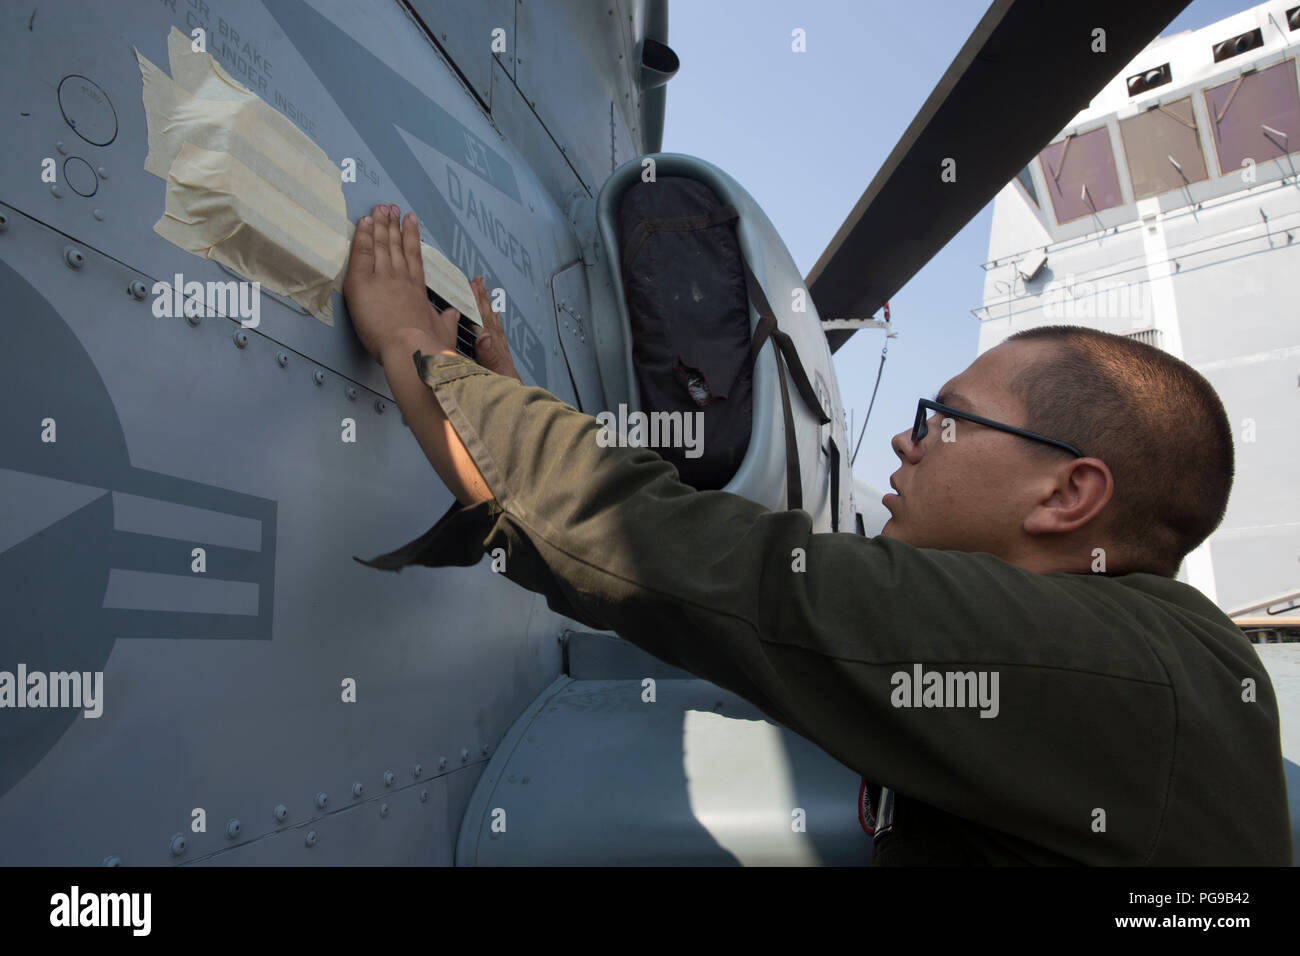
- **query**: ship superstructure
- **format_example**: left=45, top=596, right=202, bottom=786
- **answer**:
left=977, top=1, right=1300, bottom=617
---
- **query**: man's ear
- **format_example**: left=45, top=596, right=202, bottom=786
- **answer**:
left=1023, top=458, right=1114, bottom=536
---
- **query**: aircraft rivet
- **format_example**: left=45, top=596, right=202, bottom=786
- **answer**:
left=186, top=311, right=201, bottom=327
left=168, top=833, right=187, bottom=857
left=413, top=763, right=423, bottom=778
left=346, top=385, right=357, bottom=400
left=50, top=184, right=62, bottom=198
left=380, top=803, right=389, bottom=817
left=0, top=212, right=6, bottom=231
left=63, top=245, right=83, bottom=269
left=305, top=830, right=318, bottom=847
left=102, top=855, right=122, bottom=867
left=273, top=804, right=288, bottom=822
left=97, top=166, right=109, bottom=180
left=460, top=748, right=469, bottom=762
left=277, top=351, right=289, bottom=367
left=93, top=208, right=104, bottom=221
left=313, top=368, right=325, bottom=385
left=383, top=770, right=395, bottom=786
left=56, top=140, right=67, bottom=155
left=420, top=790, right=428, bottom=803
left=353, top=782, right=364, bottom=798
left=375, top=399, right=386, bottom=414
left=234, top=331, right=249, bottom=348
left=438, top=757, right=447, bottom=770
left=314, top=791, right=328, bottom=809
left=226, top=818, right=241, bottom=839
left=128, top=279, right=148, bottom=299
left=482, top=745, right=490, bottom=756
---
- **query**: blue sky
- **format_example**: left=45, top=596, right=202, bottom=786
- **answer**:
left=660, top=0, right=1260, bottom=493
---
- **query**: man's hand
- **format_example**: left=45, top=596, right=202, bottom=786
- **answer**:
left=344, top=203, right=457, bottom=362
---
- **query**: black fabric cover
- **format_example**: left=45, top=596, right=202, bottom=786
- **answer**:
left=617, top=177, right=753, bottom=490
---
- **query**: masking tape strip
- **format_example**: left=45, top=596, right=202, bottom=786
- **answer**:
left=422, top=243, right=480, bottom=326
left=164, top=28, right=336, bottom=186
left=156, top=142, right=347, bottom=318
left=138, top=54, right=346, bottom=234
left=138, top=27, right=482, bottom=330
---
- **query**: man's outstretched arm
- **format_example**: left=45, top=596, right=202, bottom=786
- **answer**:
left=343, top=203, right=498, bottom=507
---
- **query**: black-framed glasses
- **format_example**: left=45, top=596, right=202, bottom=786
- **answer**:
left=912, top=399, right=1085, bottom=457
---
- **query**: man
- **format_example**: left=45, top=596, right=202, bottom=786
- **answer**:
left=346, top=203, right=1290, bottom=865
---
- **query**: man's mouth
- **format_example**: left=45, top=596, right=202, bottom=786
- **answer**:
left=882, top=474, right=900, bottom=510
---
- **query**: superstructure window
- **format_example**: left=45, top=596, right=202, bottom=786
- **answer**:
left=1212, top=27, right=1263, bottom=63
left=1127, top=63, right=1172, bottom=96
left=1203, top=59, right=1300, bottom=175
left=1038, top=125, right=1125, bottom=224
left=1119, top=96, right=1209, bottom=199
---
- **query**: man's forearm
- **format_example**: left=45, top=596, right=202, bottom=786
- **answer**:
left=378, top=328, right=494, bottom=507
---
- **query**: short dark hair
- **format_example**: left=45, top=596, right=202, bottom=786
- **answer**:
left=1004, top=325, right=1234, bottom=576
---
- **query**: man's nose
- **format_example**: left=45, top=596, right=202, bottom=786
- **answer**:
left=891, top=427, right=921, bottom=464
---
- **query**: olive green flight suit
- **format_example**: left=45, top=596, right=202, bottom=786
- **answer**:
left=357, top=350, right=1292, bottom=866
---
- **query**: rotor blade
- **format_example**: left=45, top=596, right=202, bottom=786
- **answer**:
left=808, top=0, right=1192, bottom=352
